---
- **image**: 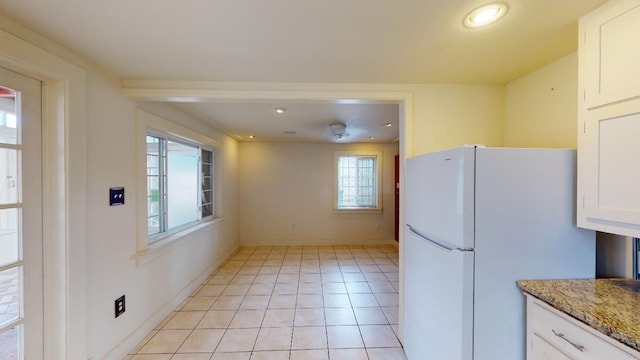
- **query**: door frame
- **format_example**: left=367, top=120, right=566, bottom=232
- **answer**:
left=123, top=82, right=413, bottom=342
left=0, top=26, right=87, bottom=359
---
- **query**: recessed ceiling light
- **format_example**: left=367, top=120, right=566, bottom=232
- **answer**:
left=369, top=136, right=375, bottom=140
left=249, top=135, right=255, bottom=139
left=274, top=107, right=286, bottom=114
left=383, top=123, right=392, bottom=127
left=464, top=3, right=508, bottom=29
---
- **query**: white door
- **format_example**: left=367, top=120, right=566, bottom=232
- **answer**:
left=0, top=67, right=43, bottom=359
left=403, top=228, right=474, bottom=360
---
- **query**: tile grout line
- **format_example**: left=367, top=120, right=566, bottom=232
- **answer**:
left=129, top=244, right=402, bottom=359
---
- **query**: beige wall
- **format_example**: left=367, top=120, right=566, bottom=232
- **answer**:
left=0, top=20, right=242, bottom=358
left=239, top=141, right=399, bottom=246
left=85, top=89, right=240, bottom=359
left=411, top=84, right=505, bottom=155
left=504, top=52, right=633, bottom=278
left=0, top=12, right=526, bottom=358
left=504, top=52, right=579, bottom=148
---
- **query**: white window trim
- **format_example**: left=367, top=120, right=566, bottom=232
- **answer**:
left=135, top=109, right=223, bottom=265
left=333, top=150, right=383, bottom=213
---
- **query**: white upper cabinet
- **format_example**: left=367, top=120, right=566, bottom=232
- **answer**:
left=582, top=0, right=640, bottom=109
left=578, top=0, right=640, bottom=237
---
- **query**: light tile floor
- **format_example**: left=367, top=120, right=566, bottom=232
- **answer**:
left=126, top=245, right=407, bottom=360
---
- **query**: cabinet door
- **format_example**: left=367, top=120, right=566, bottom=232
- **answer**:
left=581, top=0, right=640, bottom=109
left=531, top=334, right=573, bottom=360
left=577, top=0, right=640, bottom=236
left=577, top=109, right=640, bottom=237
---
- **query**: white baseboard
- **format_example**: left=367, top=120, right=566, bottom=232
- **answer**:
left=240, top=238, right=398, bottom=247
left=101, top=244, right=239, bottom=360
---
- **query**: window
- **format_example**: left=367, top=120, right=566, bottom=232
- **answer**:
left=334, top=150, right=382, bottom=211
left=136, top=109, right=222, bottom=264
left=145, top=131, right=215, bottom=242
left=201, top=148, right=214, bottom=218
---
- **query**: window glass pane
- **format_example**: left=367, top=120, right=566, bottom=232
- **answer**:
left=147, top=135, right=166, bottom=236
left=147, top=217, right=161, bottom=236
left=202, top=203, right=213, bottom=218
left=201, top=149, right=212, bottom=164
left=0, top=324, right=21, bottom=359
left=0, top=148, right=19, bottom=205
left=147, top=176, right=160, bottom=197
left=147, top=154, right=159, bottom=175
left=337, top=155, right=377, bottom=208
left=202, top=164, right=212, bottom=177
left=147, top=195, right=160, bottom=217
left=0, top=208, right=20, bottom=267
left=0, top=92, right=19, bottom=145
left=0, top=266, right=20, bottom=327
left=201, top=149, right=213, bottom=218
left=202, top=190, right=213, bottom=205
left=167, top=141, right=199, bottom=229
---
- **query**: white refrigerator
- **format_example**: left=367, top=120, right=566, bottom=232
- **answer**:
left=403, top=146, right=595, bottom=360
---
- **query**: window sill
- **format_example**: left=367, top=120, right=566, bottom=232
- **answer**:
left=333, top=208, right=383, bottom=214
left=136, top=217, right=224, bottom=266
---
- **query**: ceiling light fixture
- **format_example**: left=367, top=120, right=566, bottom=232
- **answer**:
left=369, top=137, right=375, bottom=140
left=383, top=123, right=392, bottom=127
left=329, top=122, right=348, bottom=139
left=249, top=135, right=255, bottom=139
left=274, top=107, right=286, bottom=114
left=464, top=3, right=508, bottom=29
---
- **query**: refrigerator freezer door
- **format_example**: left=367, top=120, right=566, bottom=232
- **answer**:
left=403, top=227, right=474, bottom=360
left=405, top=146, right=475, bottom=249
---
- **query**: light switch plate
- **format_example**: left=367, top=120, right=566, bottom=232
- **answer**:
left=110, top=187, right=125, bottom=206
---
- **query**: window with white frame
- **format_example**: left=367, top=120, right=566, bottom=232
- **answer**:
left=135, top=109, right=222, bottom=263
left=334, top=150, right=382, bottom=211
left=146, top=132, right=215, bottom=241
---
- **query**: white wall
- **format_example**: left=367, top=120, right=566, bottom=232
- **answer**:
left=84, top=85, right=240, bottom=358
left=504, top=52, right=578, bottom=148
left=239, top=141, right=398, bottom=246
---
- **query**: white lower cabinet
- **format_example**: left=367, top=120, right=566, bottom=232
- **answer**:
left=525, top=295, right=640, bottom=360
left=531, top=334, right=572, bottom=360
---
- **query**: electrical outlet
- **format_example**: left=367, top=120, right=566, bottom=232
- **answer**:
left=115, top=295, right=126, bottom=318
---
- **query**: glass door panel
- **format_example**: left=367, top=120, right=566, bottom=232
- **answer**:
left=0, top=66, right=43, bottom=360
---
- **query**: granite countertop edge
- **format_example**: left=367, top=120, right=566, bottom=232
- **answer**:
left=517, top=279, right=640, bottom=353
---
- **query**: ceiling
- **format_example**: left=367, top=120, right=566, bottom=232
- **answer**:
left=174, top=101, right=400, bottom=143
left=0, top=0, right=608, bottom=142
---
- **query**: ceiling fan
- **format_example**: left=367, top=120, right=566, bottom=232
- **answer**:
left=330, top=122, right=349, bottom=140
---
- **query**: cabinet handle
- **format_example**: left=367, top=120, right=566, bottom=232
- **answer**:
left=552, top=329, right=585, bottom=352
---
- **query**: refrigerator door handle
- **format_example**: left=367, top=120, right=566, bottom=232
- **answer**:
left=407, top=224, right=457, bottom=252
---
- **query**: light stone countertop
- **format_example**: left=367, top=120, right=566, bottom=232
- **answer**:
left=517, top=278, right=640, bottom=352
